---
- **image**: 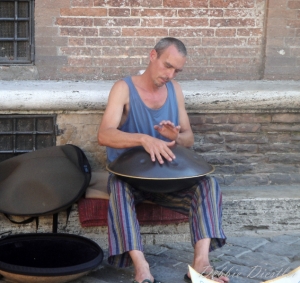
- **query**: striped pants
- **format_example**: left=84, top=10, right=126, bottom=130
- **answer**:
left=107, top=174, right=226, bottom=268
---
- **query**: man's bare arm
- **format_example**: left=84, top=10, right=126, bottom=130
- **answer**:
left=154, top=80, right=194, bottom=147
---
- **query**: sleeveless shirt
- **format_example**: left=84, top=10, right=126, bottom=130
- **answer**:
left=106, top=76, right=179, bottom=163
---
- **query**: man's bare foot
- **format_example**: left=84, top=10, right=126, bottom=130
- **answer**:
left=129, top=250, right=154, bottom=283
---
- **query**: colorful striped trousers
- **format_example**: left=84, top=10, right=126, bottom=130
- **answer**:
left=107, top=174, right=226, bottom=268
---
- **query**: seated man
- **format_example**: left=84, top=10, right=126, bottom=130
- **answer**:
left=98, top=37, right=229, bottom=283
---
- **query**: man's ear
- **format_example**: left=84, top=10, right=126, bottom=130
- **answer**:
left=149, top=49, right=157, bottom=62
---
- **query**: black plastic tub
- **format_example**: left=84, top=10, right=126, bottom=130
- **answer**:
left=0, top=233, right=103, bottom=283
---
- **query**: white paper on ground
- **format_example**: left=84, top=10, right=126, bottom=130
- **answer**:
left=188, top=265, right=216, bottom=283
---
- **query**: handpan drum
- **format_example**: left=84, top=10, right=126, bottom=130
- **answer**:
left=106, top=145, right=214, bottom=193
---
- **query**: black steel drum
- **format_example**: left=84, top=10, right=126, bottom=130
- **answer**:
left=0, top=233, right=103, bottom=283
left=107, top=145, right=214, bottom=193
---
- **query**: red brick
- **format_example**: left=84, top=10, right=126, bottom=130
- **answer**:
left=97, top=0, right=162, bottom=7
left=169, top=28, right=214, bottom=37
left=188, top=47, right=216, bottom=56
left=141, top=18, right=163, bottom=27
left=210, top=18, right=255, bottom=27
left=60, top=27, right=99, bottom=37
left=237, top=28, right=263, bottom=36
left=164, top=18, right=209, bottom=27
left=69, top=37, right=85, bottom=46
left=122, top=28, right=168, bottom=36
left=202, top=38, right=247, bottom=46
left=210, top=0, right=255, bottom=8
left=71, top=0, right=94, bottom=6
left=215, top=28, right=236, bottom=37
left=185, top=57, right=209, bottom=66
left=94, top=57, right=141, bottom=66
left=99, top=28, right=122, bottom=36
left=60, top=47, right=89, bottom=56
left=248, top=37, right=263, bottom=46
left=60, top=8, right=107, bottom=16
left=68, top=57, right=94, bottom=66
left=177, top=9, right=209, bottom=17
left=128, top=0, right=163, bottom=7
left=180, top=38, right=203, bottom=47
left=131, top=8, right=177, bottom=17
left=93, top=0, right=106, bottom=6
left=288, top=1, right=300, bottom=9
left=86, top=37, right=133, bottom=46
left=215, top=47, right=261, bottom=57
left=94, top=18, right=140, bottom=26
left=108, top=8, right=130, bottom=16
left=133, top=38, right=156, bottom=47
left=102, top=46, right=150, bottom=57
left=163, top=0, right=208, bottom=8
left=223, top=9, right=256, bottom=17
left=56, top=17, right=93, bottom=26
left=210, top=58, right=256, bottom=66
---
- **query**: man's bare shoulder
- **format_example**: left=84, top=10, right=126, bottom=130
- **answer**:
left=170, top=79, right=184, bottom=97
left=111, top=79, right=129, bottom=92
left=108, top=79, right=130, bottom=102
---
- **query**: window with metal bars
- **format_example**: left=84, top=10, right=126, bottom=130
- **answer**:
left=0, top=0, right=34, bottom=64
left=0, top=115, right=57, bottom=162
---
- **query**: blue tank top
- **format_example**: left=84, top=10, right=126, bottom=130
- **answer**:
left=106, top=76, right=179, bottom=163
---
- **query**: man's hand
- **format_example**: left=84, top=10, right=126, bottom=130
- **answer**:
left=154, top=120, right=181, bottom=141
left=141, top=135, right=176, bottom=164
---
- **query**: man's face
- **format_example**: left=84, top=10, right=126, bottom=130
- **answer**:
left=150, top=45, right=186, bottom=87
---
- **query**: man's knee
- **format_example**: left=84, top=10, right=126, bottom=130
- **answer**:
left=196, top=176, right=222, bottom=197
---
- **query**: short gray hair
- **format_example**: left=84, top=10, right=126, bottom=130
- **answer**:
left=154, top=37, right=187, bottom=58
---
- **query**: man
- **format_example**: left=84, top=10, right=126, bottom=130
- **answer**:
left=98, top=37, right=229, bottom=283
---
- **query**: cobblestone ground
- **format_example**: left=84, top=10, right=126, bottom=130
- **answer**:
left=2, top=234, right=299, bottom=283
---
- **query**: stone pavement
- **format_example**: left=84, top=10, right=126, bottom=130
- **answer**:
left=64, top=233, right=300, bottom=283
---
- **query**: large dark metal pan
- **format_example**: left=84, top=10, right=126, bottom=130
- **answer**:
left=0, top=233, right=103, bottom=283
left=107, top=145, right=214, bottom=193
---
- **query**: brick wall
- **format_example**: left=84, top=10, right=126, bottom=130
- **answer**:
left=33, top=0, right=267, bottom=80
left=264, top=0, right=300, bottom=79
left=190, top=113, right=300, bottom=186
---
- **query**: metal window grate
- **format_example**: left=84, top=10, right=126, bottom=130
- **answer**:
left=0, top=115, right=57, bottom=162
left=0, top=0, right=34, bottom=64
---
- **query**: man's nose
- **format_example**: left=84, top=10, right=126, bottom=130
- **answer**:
left=167, top=69, right=176, bottom=79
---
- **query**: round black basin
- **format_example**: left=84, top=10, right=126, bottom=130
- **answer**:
left=0, top=233, right=103, bottom=283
